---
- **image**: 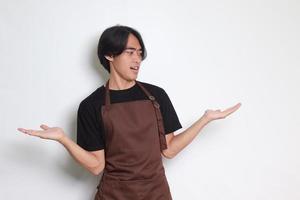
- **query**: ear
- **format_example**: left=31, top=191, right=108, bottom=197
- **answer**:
left=104, top=55, right=114, bottom=62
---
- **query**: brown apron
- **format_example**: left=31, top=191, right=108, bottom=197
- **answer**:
left=94, top=80, right=172, bottom=200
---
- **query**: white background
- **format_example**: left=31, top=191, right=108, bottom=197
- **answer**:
left=1, top=0, right=300, bottom=199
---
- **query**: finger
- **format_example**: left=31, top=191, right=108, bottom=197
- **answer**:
left=222, top=103, right=241, bottom=116
left=18, top=128, right=42, bottom=137
left=17, top=128, right=27, bottom=133
left=18, top=128, right=35, bottom=134
left=40, top=124, right=50, bottom=130
left=25, top=129, right=43, bottom=137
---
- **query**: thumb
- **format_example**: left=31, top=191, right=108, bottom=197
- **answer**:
left=40, top=124, right=50, bottom=130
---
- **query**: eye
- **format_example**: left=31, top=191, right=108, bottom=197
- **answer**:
left=125, top=50, right=134, bottom=55
left=123, top=49, right=143, bottom=57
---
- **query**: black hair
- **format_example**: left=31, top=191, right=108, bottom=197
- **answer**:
left=97, top=25, right=147, bottom=73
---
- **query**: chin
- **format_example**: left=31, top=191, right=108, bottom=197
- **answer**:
left=128, top=75, right=138, bottom=81
left=123, top=77, right=137, bottom=82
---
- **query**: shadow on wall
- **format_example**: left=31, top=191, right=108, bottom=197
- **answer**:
left=64, top=41, right=108, bottom=199
left=58, top=41, right=108, bottom=199
left=8, top=41, right=108, bottom=200
left=90, top=36, right=109, bottom=84
left=6, top=138, right=104, bottom=200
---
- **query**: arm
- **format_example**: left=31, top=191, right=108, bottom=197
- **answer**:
left=17, top=125, right=105, bottom=175
left=162, top=102, right=241, bottom=159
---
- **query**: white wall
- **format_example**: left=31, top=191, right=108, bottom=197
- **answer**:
left=1, top=0, right=300, bottom=199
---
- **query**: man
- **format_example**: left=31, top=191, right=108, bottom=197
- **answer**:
left=18, top=25, right=241, bottom=200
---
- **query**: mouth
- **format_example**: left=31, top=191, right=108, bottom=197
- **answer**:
left=130, top=66, right=139, bottom=72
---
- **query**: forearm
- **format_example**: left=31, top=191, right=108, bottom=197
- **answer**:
left=58, top=135, right=104, bottom=175
left=166, top=115, right=210, bottom=158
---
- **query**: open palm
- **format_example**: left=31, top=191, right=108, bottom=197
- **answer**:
left=204, top=102, right=241, bottom=122
left=17, top=124, right=65, bottom=141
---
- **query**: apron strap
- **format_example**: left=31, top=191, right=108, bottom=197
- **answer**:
left=136, top=81, right=168, bottom=152
left=104, top=79, right=168, bottom=152
left=104, top=80, right=110, bottom=106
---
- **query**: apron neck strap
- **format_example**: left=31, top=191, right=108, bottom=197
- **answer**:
left=135, top=81, right=157, bottom=101
left=104, top=79, right=167, bottom=151
left=104, top=79, right=157, bottom=105
left=104, top=80, right=111, bottom=106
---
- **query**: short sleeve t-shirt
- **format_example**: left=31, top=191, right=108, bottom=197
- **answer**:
left=76, top=81, right=182, bottom=151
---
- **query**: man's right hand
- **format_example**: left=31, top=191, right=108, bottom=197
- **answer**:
left=17, top=124, right=66, bottom=142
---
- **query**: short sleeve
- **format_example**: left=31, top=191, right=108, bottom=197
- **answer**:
left=159, top=89, right=182, bottom=134
left=76, top=101, right=105, bottom=151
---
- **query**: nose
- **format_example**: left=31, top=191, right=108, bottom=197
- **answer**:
left=133, top=52, right=142, bottom=63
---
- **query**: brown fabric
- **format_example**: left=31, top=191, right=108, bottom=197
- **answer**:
left=94, top=80, right=172, bottom=200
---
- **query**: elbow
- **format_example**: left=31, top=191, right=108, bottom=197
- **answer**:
left=162, top=149, right=177, bottom=159
left=90, top=162, right=105, bottom=176
left=91, top=168, right=103, bottom=176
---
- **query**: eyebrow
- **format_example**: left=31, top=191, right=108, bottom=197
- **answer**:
left=125, top=47, right=143, bottom=51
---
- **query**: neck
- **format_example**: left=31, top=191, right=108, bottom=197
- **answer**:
left=108, top=75, right=136, bottom=90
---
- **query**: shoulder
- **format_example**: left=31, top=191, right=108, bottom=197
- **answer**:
left=78, top=86, right=105, bottom=112
left=138, top=81, right=167, bottom=96
left=138, top=81, right=170, bottom=104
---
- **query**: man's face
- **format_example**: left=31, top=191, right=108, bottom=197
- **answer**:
left=107, top=34, right=143, bottom=81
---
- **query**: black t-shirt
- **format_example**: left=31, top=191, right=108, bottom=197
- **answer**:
left=76, top=81, right=182, bottom=151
